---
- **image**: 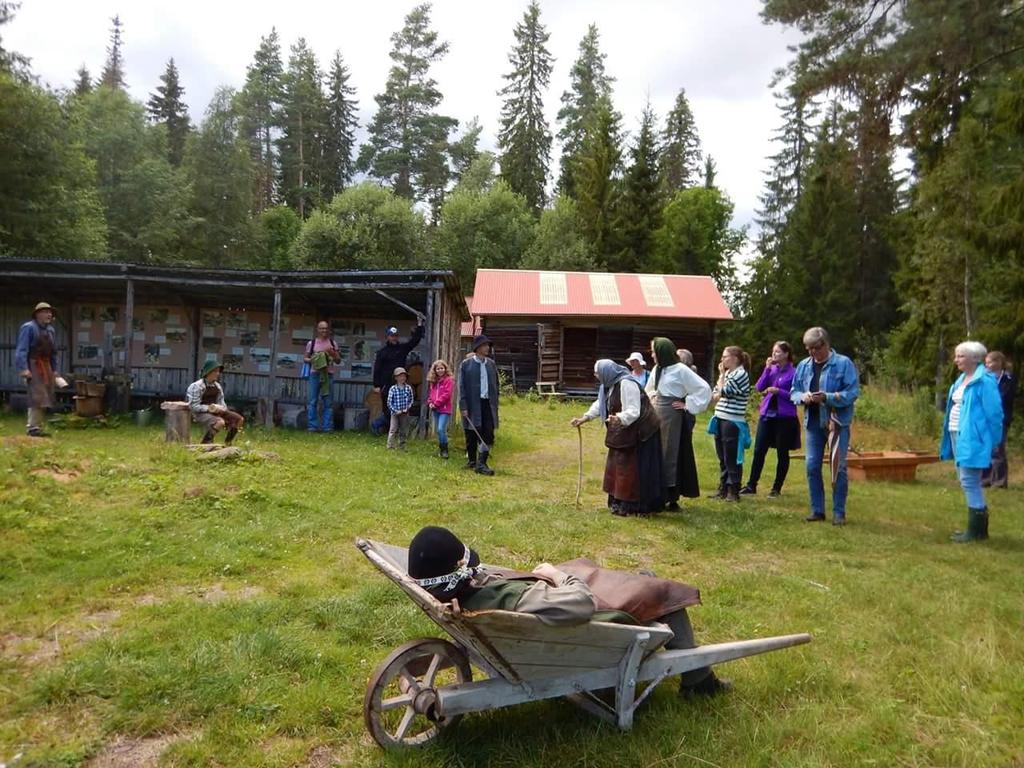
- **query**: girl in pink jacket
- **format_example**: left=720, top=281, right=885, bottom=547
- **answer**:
left=427, top=359, right=454, bottom=459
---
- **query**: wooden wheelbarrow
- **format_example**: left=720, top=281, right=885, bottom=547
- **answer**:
left=357, top=538, right=811, bottom=749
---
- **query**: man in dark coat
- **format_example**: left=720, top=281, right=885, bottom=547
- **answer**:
left=372, top=321, right=424, bottom=426
left=459, top=334, right=500, bottom=475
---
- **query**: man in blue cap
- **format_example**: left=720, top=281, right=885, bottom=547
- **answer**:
left=372, top=320, right=424, bottom=431
left=459, top=334, right=499, bottom=475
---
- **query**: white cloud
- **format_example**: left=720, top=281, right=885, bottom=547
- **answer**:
left=5, top=0, right=802, bottom=233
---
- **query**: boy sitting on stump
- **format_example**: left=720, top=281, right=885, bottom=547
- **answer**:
left=186, top=359, right=245, bottom=444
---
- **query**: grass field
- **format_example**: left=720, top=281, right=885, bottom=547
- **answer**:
left=1, top=392, right=1022, bottom=767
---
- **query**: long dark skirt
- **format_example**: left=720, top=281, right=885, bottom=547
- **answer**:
left=604, top=430, right=665, bottom=515
left=655, top=398, right=700, bottom=502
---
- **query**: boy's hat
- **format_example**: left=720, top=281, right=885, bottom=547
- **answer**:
left=408, top=526, right=480, bottom=600
left=393, top=367, right=408, bottom=378
left=200, top=359, right=223, bottom=377
left=625, top=352, right=646, bottom=366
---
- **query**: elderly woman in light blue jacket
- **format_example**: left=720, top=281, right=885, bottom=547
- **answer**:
left=940, top=340, right=1004, bottom=542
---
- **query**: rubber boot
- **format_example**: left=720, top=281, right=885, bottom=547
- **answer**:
left=724, top=484, right=741, bottom=502
left=201, top=431, right=214, bottom=445
left=225, top=427, right=238, bottom=445
left=439, top=445, right=449, bottom=459
left=475, top=451, right=495, bottom=476
left=952, top=507, right=988, bottom=543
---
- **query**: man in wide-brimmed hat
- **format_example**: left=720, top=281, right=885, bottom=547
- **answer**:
left=459, top=334, right=499, bottom=475
left=185, top=359, right=245, bottom=444
left=15, top=302, right=66, bottom=437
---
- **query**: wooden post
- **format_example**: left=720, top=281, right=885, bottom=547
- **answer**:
left=418, top=289, right=435, bottom=438
left=265, top=287, right=282, bottom=428
left=121, top=278, right=134, bottom=411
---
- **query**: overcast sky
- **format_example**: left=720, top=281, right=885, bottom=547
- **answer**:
left=6, top=0, right=802, bottom=237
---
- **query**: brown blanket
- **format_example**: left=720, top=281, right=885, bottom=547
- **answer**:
left=556, top=558, right=701, bottom=623
left=486, top=559, right=701, bottom=624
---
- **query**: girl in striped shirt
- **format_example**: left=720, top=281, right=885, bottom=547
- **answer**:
left=709, top=346, right=752, bottom=502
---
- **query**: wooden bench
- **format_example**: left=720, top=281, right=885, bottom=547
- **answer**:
left=356, top=538, right=811, bottom=749
left=534, top=381, right=565, bottom=399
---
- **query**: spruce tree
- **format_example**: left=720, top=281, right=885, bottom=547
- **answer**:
left=147, top=58, right=190, bottom=167
left=703, top=155, right=717, bottom=188
left=659, top=88, right=701, bottom=193
left=753, top=86, right=818, bottom=258
left=611, top=101, right=661, bottom=272
left=556, top=24, right=616, bottom=198
left=239, top=29, right=284, bottom=213
left=573, top=96, right=621, bottom=263
left=277, top=38, right=326, bottom=218
left=73, top=65, right=92, bottom=96
left=0, top=1, right=30, bottom=76
left=497, top=0, right=552, bottom=215
left=450, top=117, right=482, bottom=183
left=99, top=15, right=126, bottom=90
left=358, top=3, right=457, bottom=206
left=321, top=50, right=358, bottom=203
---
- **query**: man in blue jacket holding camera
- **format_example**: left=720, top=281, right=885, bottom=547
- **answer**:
left=791, top=327, right=860, bottom=526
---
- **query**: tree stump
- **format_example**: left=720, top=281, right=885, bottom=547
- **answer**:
left=161, top=401, right=192, bottom=443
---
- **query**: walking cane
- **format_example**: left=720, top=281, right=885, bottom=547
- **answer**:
left=463, top=412, right=490, bottom=453
left=575, top=424, right=584, bottom=507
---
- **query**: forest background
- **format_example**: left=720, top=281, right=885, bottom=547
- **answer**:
left=1, top=0, right=1023, bottom=404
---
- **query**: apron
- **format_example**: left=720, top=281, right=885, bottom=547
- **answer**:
left=28, top=327, right=56, bottom=409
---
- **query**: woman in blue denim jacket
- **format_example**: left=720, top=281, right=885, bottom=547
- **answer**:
left=939, top=341, right=1004, bottom=542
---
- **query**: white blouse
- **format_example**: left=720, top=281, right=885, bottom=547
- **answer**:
left=645, top=363, right=712, bottom=414
left=581, top=379, right=641, bottom=426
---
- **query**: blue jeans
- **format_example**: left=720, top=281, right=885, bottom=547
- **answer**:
left=805, top=421, right=850, bottom=518
left=434, top=411, right=450, bottom=446
left=951, top=432, right=986, bottom=508
left=307, top=374, right=333, bottom=432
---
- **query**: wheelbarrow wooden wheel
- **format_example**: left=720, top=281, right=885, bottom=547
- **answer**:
left=364, top=637, right=472, bottom=749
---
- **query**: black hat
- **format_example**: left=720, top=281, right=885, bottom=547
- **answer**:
left=472, top=334, right=492, bottom=352
left=408, top=526, right=480, bottom=600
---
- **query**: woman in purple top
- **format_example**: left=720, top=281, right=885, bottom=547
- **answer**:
left=740, top=341, right=801, bottom=496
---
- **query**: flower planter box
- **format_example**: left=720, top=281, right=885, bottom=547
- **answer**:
left=846, top=451, right=940, bottom=482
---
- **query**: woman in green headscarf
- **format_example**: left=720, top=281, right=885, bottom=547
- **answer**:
left=645, top=338, right=712, bottom=509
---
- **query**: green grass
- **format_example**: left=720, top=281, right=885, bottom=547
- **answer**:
left=1, top=393, right=1022, bottom=767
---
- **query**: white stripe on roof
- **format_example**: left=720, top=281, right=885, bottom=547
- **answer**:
left=588, top=274, right=620, bottom=305
left=539, top=272, right=568, bottom=304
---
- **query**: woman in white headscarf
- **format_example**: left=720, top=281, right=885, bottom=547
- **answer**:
left=571, top=360, right=664, bottom=516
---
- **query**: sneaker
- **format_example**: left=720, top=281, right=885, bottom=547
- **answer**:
left=739, top=485, right=756, bottom=495
left=832, top=516, right=846, bottom=526
left=804, top=513, right=826, bottom=522
left=439, top=446, right=449, bottom=459
left=679, top=673, right=732, bottom=699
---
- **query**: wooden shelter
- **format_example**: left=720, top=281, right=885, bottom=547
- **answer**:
left=0, top=259, right=468, bottom=430
left=469, top=269, right=733, bottom=393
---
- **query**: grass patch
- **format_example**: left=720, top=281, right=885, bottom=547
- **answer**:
left=1, top=393, right=1022, bottom=767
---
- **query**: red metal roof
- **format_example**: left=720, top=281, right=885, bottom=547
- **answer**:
left=461, top=296, right=482, bottom=338
left=470, top=269, right=733, bottom=320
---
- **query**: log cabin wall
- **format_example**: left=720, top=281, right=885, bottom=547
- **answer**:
left=479, top=316, right=721, bottom=393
